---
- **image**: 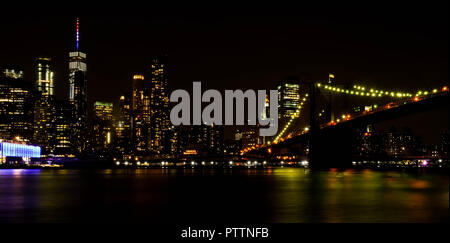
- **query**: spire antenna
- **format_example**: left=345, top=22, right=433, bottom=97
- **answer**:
left=76, top=18, right=80, bottom=50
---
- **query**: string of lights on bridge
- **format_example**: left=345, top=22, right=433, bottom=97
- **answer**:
left=317, top=83, right=448, bottom=98
left=271, top=94, right=309, bottom=144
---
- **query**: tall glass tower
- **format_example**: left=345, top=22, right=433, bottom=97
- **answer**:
left=149, top=56, right=169, bottom=154
left=132, top=74, right=150, bottom=156
left=277, top=78, right=300, bottom=119
left=33, top=58, right=56, bottom=154
left=68, top=18, right=87, bottom=153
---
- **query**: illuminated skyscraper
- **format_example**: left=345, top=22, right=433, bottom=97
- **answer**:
left=277, top=78, right=300, bottom=119
left=92, top=102, right=114, bottom=153
left=68, top=18, right=87, bottom=153
left=94, top=101, right=113, bottom=121
left=115, top=93, right=132, bottom=158
left=149, top=56, right=169, bottom=154
left=33, top=58, right=56, bottom=154
left=131, top=74, right=150, bottom=155
left=0, top=67, right=34, bottom=142
left=54, top=100, right=75, bottom=156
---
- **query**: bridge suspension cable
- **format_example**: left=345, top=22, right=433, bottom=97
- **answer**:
left=317, top=83, right=446, bottom=98
left=272, top=94, right=309, bottom=144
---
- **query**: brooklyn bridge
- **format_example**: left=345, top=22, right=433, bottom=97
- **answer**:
left=242, top=81, right=449, bottom=169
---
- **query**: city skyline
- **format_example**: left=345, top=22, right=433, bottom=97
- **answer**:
left=1, top=12, right=449, bottom=159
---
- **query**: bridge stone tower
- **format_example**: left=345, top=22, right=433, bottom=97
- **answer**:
left=308, top=82, right=353, bottom=170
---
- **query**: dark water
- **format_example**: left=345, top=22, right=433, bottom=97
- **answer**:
left=0, top=168, right=448, bottom=223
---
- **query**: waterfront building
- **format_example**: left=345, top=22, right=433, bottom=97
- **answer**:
left=54, top=100, right=75, bottom=156
left=115, top=93, right=132, bottom=158
left=0, top=141, right=41, bottom=164
left=92, top=101, right=114, bottom=153
left=0, top=67, right=34, bottom=143
left=174, top=124, right=224, bottom=157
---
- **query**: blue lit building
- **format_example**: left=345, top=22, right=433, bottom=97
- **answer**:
left=0, top=142, right=41, bottom=164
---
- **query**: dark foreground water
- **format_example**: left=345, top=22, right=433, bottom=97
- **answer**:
left=0, top=168, right=448, bottom=223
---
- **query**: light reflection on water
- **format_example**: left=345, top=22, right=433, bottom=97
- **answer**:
left=0, top=168, right=448, bottom=223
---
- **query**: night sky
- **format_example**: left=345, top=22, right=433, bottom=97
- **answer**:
left=1, top=2, right=448, bottom=142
